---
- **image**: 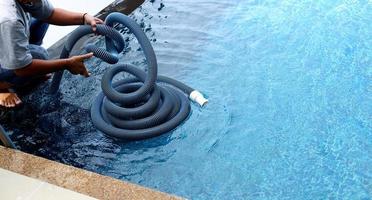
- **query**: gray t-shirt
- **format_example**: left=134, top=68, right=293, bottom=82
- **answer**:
left=0, top=0, right=54, bottom=70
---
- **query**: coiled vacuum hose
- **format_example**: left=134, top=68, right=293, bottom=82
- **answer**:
left=50, top=12, right=208, bottom=140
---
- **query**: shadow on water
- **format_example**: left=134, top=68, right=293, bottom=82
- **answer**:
left=1, top=80, right=175, bottom=170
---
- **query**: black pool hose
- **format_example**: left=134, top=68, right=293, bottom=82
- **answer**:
left=50, top=12, right=207, bottom=140
left=0, top=125, right=16, bottom=149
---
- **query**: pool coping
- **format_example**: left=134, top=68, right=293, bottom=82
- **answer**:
left=0, top=146, right=183, bottom=200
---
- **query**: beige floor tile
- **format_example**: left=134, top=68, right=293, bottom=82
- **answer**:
left=0, top=168, right=97, bottom=200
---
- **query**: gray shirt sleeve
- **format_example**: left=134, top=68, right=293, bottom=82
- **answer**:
left=0, top=0, right=54, bottom=70
left=23, top=0, right=54, bottom=20
left=0, top=20, right=32, bottom=70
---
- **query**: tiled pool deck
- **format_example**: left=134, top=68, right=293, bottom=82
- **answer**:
left=0, top=146, right=182, bottom=199
left=0, top=168, right=97, bottom=200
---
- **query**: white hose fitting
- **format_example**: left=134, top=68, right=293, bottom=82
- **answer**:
left=189, top=90, right=208, bottom=107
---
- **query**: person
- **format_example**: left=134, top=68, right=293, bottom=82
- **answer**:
left=0, top=0, right=103, bottom=107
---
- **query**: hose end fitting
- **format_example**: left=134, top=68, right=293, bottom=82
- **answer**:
left=189, top=90, right=208, bottom=107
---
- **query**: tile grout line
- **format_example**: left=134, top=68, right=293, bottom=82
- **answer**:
left=25, top=182, right=45, bottom=200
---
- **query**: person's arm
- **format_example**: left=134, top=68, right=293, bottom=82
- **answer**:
left=1, top=20, right=91, bottom=78
left=14, top=53, right=93, bottom=77
left=45, top=8, right=103, bottom=31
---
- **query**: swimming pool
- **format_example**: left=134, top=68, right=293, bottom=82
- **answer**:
left=3, top=0, right=371, bottom=199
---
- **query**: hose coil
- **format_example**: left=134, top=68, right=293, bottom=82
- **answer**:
left=50, top=12, right=207, bottom=140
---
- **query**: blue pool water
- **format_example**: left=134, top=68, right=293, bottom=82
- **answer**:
left=167, top=1, right=371, bottom=199
left=3, top=0, right=371, bottom=199
left=101, top=0, right=371, bottom=198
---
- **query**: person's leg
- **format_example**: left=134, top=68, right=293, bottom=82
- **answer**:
left=28, top=44, right=49, bottom=60
left=0, top=67, right=22, bottom=108
left=0, top=18, right=49, bottom=108
left=0, top=90, right=21, bottom=108
left=18, top=45, right=51, bottom=88
left=29, top=18, right=49, bottom=46
left=13, top=45, right=50, bottom=90
left=0, top=45, right=49, bottom=107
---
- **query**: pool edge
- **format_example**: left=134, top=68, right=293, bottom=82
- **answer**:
left=0, top=146, right=184, bottom=200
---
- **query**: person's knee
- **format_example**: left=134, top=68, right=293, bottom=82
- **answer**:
left=29, top=44, right=49, bottom=60
left=0, top=46, right=49, bottom=88
left=29, top=18, right=49, bottom=45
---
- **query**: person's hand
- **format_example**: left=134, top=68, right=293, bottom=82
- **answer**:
left=84, top=14, right=104, bottom=32
left=66, top=53, right=93, bottom=77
